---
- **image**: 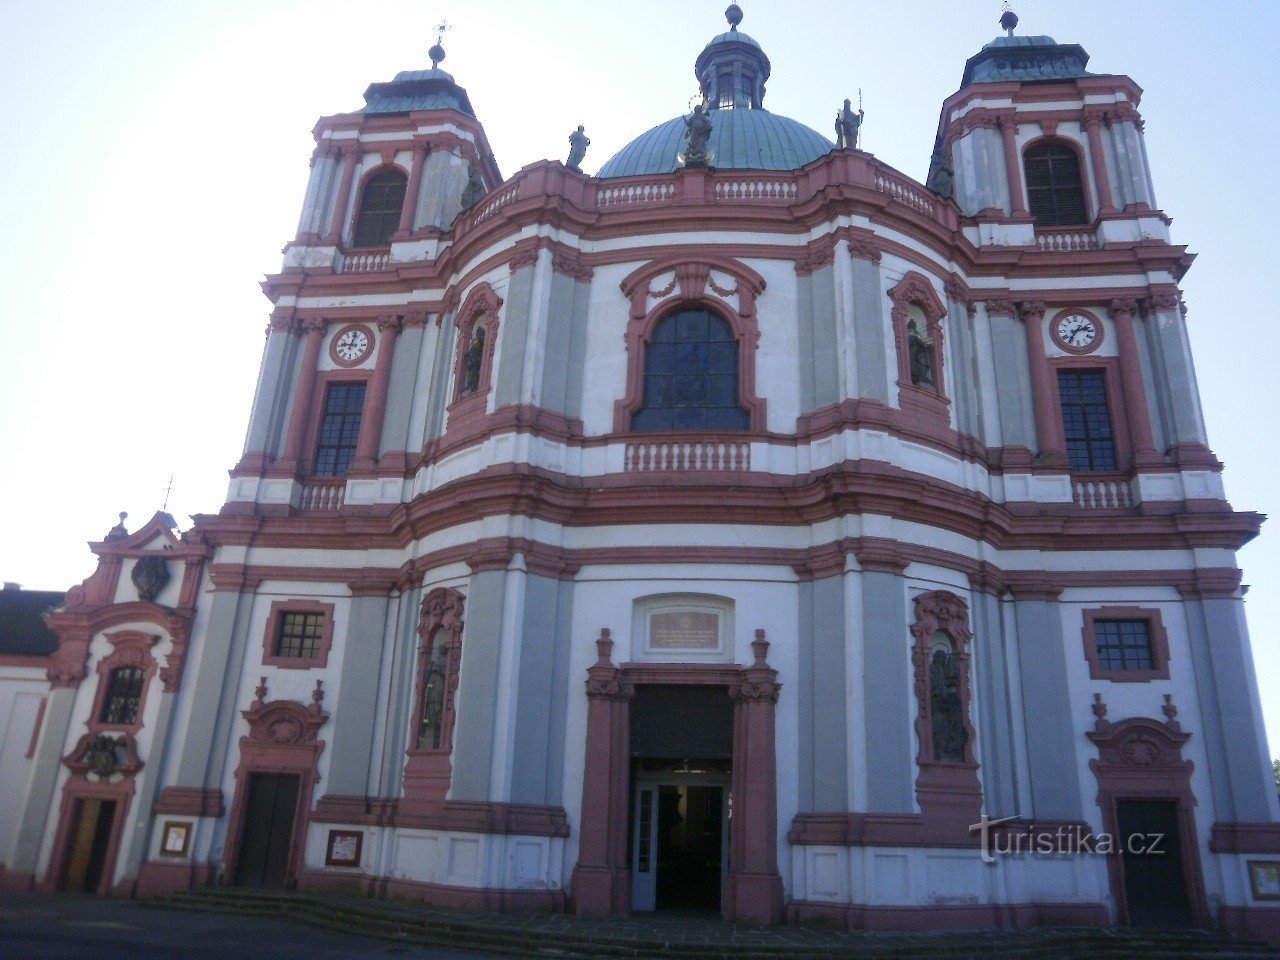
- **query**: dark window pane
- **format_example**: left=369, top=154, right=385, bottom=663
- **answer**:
left=100, top=667, right=146, bottom=725
left=1095, top=619, right=1154, bottom=671
left=275, top=612, right=326, bottom=660
left=1058, top=369, right=1116, bottom=472
left=314, top=382, right=366, bottom=477
left=1025, top=143, right=1088, bottom=227
left=352, top=169, right=407, bottom=247
left=632, top=309, right=749, bottom=433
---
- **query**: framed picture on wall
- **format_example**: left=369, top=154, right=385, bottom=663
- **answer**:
left=325, top=830, right=363, bottom=867
left=1249, top=861, right=1280, bottom=900
left=159, top=821, right=192, bottom=858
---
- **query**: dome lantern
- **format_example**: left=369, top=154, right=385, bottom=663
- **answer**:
left=694, top=5, right=772, bottom=110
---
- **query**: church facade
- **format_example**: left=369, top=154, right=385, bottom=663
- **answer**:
left=2, top=7, right=1278, bottom=942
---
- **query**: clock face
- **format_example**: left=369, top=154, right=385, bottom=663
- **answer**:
left=1053, top=312, right=1102, bottom=353
left=330, top=325, right=372, bottom=366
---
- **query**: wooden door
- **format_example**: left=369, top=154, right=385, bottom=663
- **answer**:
left=61, top=799, right=117, bottom=893
left=233, top=774, right=300, bottom=888
left=1116, top=799, right=1192, bottom=928
left=631, top=784, right=659, bottom=911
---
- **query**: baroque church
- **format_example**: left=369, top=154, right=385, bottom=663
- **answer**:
left=1, top=4, right=1278, bottom=943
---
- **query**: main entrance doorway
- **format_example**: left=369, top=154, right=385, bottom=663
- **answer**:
left=1116, top=799, right=1193, bottom=928
left=629, top=685, right=733, bottom=914
left=233, top=773, right=300, bottom=888
left=60, top=798, right=117, bottom=893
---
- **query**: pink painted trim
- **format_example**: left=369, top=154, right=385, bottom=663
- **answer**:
left=787, top=899, right=1110, bottom=932
left=0, top=654, right=50, bottom=668
left=347, top=161, right=410, bottom=249
left=1019, top=302, right=1069, bottom=468
left=350, top=316, right=401, bottom=472
left=134, top=860, right=216, bottom=898
left=323, top=147, right=361, bottom=244
left=401, top=587, right=466, bottom=812
left=1209, top=822, right=1280, bottom=854
left=45, top=776, right=136, bottom=894
left=291, top=367, right=374, bottom=479
left=277, top=318, right=328, bottom=471
left=1020, top=135, right=1096, bottom=223
left=311, top=795, right=569, bottom=836
left=1108, top=299, right=1161, bottom=465
left=394, top=143, right=429, bottom=240
left=24, top=697, right=46, bottom=758
left=1051, top=354, right=1133, bottom=471
left=1081, top=607, right=1170, bottom=682
left=299, top=869, right=567, bottom=913
left=1218, top=905, right=1280, bottom=948
left=1081, top=115, right=1118, bottom=215
left=998, top=115, right=1029, bottom=216
left=261, top=601, right=336, bottom=670
left=327, top=323, right=375, bottom=369
left=445, top=282, right=503, bottom=430
left=0, top=866, right=36, bottom=893
left=85, top=631, right=161, bottom=734
left=153, top=786, right=226, bottom=818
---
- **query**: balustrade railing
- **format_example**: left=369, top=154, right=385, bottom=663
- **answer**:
left=624, top=438, right=751, bottom=473
left=597, top=181, right=678, bottom=207
left=299, top=479, right=346, bottom=511
left=1074, top=477, right=1132, bottom=510
left=471, top=184, right=520, bottom=226
left=1036, top=227, right=1100, bottom=252
left=874, top=171, right=936, bottom=217
left=714, top=178, right=797, bottom=202
left=338, top=248, right=390, bottom=272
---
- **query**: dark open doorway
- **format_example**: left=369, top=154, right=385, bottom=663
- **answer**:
left=234, top=773, right=300, bottom=888
left=61, top=799, right=117, bottom=893
left=1116, top=799, right=1193, bottom=928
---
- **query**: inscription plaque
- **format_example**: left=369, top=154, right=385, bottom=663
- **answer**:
left=649, top=610, right=720, bottom=651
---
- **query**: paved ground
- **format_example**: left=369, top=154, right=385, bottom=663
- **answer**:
left=0, top=893, right=520, bottom=960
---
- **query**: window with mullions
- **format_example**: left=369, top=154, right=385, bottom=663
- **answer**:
left=1024, top=143, right=1088, bottom=226
left=1094, top=619, right=1154, bottom=672
left=275, top=612, right=326, bottom=660
left=632, top=309, right=749, bottom=432
left=1058, top=369, right=1117, bottom=472
left=352, top=169, right=407, bottom=247
left=314, top=382, right=366, bottom=477
left=99, top=667, right=146, bottom=725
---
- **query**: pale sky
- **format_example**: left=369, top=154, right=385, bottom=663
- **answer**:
left=1, top=1, right=1277, bottom=756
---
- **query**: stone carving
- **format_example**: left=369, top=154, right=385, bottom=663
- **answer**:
left=835, top=98, right=863, bottom=150
left=926, top=149, right=954, bottom=199
left=462, top=324, right=486, bottom=393
left=459, top=165, right=486, bottom=212
left=567, top=125, right=590, bottom=172
left=683, top=103, right=713, bottom=168
left=419, top=637, right=449, bottom=748
left=131, top=555, right=170, bottom=603
left=85, top=734, right=120, bottom=779
left=907, top=319, right=935, bottom=386
left=929, top=649, right=966, bottom=762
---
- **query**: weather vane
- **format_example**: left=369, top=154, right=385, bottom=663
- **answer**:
left=429, top=19, right=451, bottom=68
left=434, top=19, right=450, bottom=45
left=162, top=474, right=175, bottom=512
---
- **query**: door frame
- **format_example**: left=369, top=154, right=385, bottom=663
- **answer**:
left=1088, top=716, right=1208, bottom=927
left=47, top=778, right=135, bottom=894
left=631, top=770, right=732, bottom=912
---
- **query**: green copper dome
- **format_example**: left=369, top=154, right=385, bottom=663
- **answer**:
left=597, top=109, right=833, bottom=179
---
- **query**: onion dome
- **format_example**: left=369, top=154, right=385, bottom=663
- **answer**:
left=598, top=6, right=832, bottom=179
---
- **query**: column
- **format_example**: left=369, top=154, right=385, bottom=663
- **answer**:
left=323, top=145, right=361, bottom=244
left=998, top=114, right=1029, bottom=217
left=276, top=318, right=327, bottom=474
left=1082, top=114, right=1117, bottom=216
left=1109, top=299, right=1161, bottom=465
left=447, top=568, right=508, bottom=801
left=969, top=586, right=1019, bottom=818
left=859, top=552, right=914, bottom=813
left=1019, top=301, right=1069, bottom=468
left=236, top=316, right=295, bottom=473
left=570, top=631, right=634, bottom=918
left=725, top=632, right=784, bottom=926
left=350, top=315, right=402, bottom=473
left=394, top=142, right=429, bottom=240
left=322, top=591, right=391, bottom=797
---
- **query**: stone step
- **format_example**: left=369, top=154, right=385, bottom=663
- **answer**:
left=144, top=890, right=1277, bottom=960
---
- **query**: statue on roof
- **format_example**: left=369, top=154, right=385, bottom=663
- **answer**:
left=926, top=148, right=955, bottom=199
left=683, top=103, right=713, bottom=168
left=460, top=164, right=486, bottom=212
left=567, top=125, right=590, bottom=172
left=835, top=97, right=863, bottom=150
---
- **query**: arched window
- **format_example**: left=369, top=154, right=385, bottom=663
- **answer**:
left=99, top=666, right=146, bottom=725
left=1024, top=142, right=1087, bottom=226
left=352, top=168, right=407, bottom=247
left=632, top=308, right=749, bottom=432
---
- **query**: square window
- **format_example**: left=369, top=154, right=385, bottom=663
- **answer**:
left=264, top=602, right=334, bottom=668
left=276, top=612, right=325, bottom=660
left=1084, top=610, right=1168, bottom=681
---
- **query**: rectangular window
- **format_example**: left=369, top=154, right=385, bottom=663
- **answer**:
left=1058, top=369, right=1117, bottom=472
left=99, top=667, right=146, bottom=725
left=1095, top=619, right=1154, bottom=672
left=275, top=612, right=327, bottom=660
left=314, top=382, right=366, bottom=477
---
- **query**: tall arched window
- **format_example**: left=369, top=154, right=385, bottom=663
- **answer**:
left=352, top=168, right=407, bottom=247
left=632, top=308, right=749, bottom=432
left=1024, top=142, right=1088, bottom=226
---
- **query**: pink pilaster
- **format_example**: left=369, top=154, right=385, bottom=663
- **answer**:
left=1082, top=115, right=1117, bottom=216
left=724, top=631, right=785, bottom=926
left=394, top=143, right=429, bottom=240
left=324, top=145, right=361, bottom=244
left=349, top=315, right=402, bottom=473
left=571, top=630, right=633, bottom=918
left=1109, top=299, right=1161, bottom=465
left=276, top=318, right=327, bottom=474
left=1019, top=302, right=1069, bottom=469
left=998, top=114, right=1029, bottom=217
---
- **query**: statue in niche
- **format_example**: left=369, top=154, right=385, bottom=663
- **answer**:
left=930, top=648, right=967, bottom=763
left=567, top=125, right=590, bottom=172
left=462, top=324, right=486, bottom=393
left=835, top=98, right=863, bottom=150
left=459, top=165, right=486, bottom=212
left=683, top=103, right=713, bottom=168
left=907, top=319, right=935, bottom=387
left=131, top=555, right=170, bottom=603
left=418, top=636, right=448, bottom=749
left=926, top=149, right=955, bottom=199
left=85, top=734, right=120, bottom=779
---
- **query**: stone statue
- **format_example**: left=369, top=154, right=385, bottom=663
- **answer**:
left=926, top=149, right=955, bottom=199
left=907, top=319, right=935, bottom=387
left=131, top=555, right=169, bottom=603
left=419, top=638, right=448, bottom=749
left=459, top=165, right=486, bottom=212
left=929, top=650, right=967, bottom=763
left=835, top=98, right=863, bottom=150
left=683, top=103, right=713, bottom=168
left=567, top=125, right=590, bottom=172
left=462, top=324, right=486, bottom=393
left=85, top=734, right=120, bottom=779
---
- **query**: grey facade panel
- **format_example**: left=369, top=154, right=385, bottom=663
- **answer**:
left=379, top=325, right=424, bottom=456
left=495, top=267, right=536, bottom=408
left=851, top=258, right=889, bottom=403
left=325, top=595, right=391, bottom=796
left=862, top=571, right=913, bottom=813
left=449, top=571, right=508, bottom=801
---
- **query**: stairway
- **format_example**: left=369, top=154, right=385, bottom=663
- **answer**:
left=145, top=888, right=1278, bottom=960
